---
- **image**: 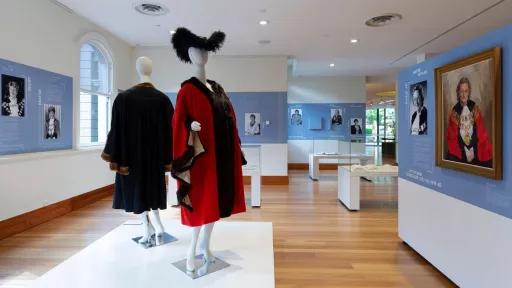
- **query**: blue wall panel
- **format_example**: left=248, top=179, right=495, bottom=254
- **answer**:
left=0, top=58, right=73, bottom=155
left=167, top=91, right=288, bottom=144
left=288, top=103, right=366, bottom=140
left=398, top=24, right=512, bottom=219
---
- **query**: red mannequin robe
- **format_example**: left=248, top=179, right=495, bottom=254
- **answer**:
left=172, top=77, right=246, bottom=227
left=446, top=100, right=492, bottom=166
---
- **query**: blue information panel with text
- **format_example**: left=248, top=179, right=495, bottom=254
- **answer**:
left=0, top=58, right=73, bottom=155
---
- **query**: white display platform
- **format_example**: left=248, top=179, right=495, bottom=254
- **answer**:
left=30, top=220, right=274, bottom=288
left=338, top=165, right=398, bottom=211
left=241, top=145, right=262, bottom=207
left=309, top=153, right=372, bottom=180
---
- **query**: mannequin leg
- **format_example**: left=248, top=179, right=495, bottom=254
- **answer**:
left=149, top=209, right=165, bottom=236
left=140, top=212, right=155, bottom=243
left=199, top=222, right=215, bottom=263
left=186, top=227, right=201, bottom=272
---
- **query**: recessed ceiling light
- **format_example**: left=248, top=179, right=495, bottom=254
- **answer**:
left=259, top=20, right=269, bottom=26
left=169, top=30, right=176, bottom=35
left=350, top=38, right=359, bottom=44
left=329, top=63, right=335, bottom=68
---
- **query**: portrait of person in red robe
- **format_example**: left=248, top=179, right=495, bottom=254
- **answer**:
left=445, top=77, right=492, bottom=167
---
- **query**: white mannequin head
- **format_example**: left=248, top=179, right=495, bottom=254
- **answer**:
left=188, top=47, right=208, bottom=66
left=136, top=56, right=153, bottom=82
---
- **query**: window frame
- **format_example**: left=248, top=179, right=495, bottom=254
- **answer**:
left=77, top=33, right=115, bottom=149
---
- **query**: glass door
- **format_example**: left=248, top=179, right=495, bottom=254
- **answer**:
left=384, top=108, right=396, bottom=142
left=365, top=106, right=396, bottom=146
left=365, top=108, right=378, bottom=145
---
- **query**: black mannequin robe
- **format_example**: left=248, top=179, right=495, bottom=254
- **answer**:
left=102, top=83, right=173, bottom=214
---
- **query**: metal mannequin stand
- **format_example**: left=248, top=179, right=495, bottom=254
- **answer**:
left=173, top=255, right=230, bottom=279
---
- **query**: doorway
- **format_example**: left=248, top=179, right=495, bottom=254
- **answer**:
left=365, top=107, right=396, bottom=146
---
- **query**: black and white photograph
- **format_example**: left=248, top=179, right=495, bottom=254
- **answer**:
left=410, top=81, right=428, bottom=135
left=43, top=104, right=61, bottom=139
left=1, top=74, right=25, bottom=117
left=350, top=118, right=363, bottom=135
left=290, top=108, right=303, bottom=126
left=245, top=112, right=261, bottom=136
left=330, top=108, right=343, bottom=127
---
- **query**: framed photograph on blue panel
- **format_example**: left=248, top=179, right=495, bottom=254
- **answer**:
left=245, top=112, right=261, bottom=136
left=350, top=118, right=363, bottom=135
left=290, top=108, right=303, bottom=126
left=43, top=104, right=61, bottom=140
left=409, top=81, right=428, bottom=135
left=330, top=108, right=343, bottom=128
left=1, top=74, right=26, bottom=117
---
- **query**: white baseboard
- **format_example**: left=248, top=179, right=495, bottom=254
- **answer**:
left=399, top=178, right=512, bottom=288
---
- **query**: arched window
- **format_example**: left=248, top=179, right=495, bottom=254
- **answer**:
left=79, top=42, right=113, bottom=146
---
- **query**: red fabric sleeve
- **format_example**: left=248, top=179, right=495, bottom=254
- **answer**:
left=474, top=107, right=493, bottom=162
left=172, top=87, right=189, bottom=161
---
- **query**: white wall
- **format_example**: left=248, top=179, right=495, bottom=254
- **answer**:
left=134, top=47, right=289, bottom=176
left=133, top=47, right=288, bottom=92
left=288, top=75, right=366, bottom=103
left=399, top=179, right=512, bottom=288
left=287, top=75, right=367, bottom=163
left=0, top=0, right=134, bottom=221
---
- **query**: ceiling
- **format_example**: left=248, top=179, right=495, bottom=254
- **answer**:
left=366, top=74, right=396, bottom=106
left=56, top=0, right=512, bottom=78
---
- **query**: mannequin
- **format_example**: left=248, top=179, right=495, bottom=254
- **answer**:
left=135, top=56, right=166, bottom=244
left=102, top=56, right=174, bottom=247
left=171, top=28, right=246, bottom=274
left=185, top=47, right=214, bottom=272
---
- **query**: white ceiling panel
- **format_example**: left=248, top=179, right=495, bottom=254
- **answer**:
left=55, top=0, right=512, bottom=76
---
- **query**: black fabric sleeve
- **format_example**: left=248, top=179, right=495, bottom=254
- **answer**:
left=163, top=99, right=174, bottom=172
left=102, top=93, right=129, bottom=175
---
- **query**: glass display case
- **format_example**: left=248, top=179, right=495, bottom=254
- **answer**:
left=309, top=139, right=375, bottom=180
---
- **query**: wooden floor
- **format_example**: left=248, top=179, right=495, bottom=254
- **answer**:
left=0, top=170, right=456, bottom=288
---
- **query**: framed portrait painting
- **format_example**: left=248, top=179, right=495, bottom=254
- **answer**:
left=435, top=47, right=502, bottom=180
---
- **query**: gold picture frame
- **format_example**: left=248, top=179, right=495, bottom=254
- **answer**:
left=435, top=47, right=502, bottom=180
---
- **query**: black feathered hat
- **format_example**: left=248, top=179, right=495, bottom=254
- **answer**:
left=171, top=27, right=226, bottom=63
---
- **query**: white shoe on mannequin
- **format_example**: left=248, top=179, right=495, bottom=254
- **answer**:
left=199, top=222, right=215, bottom=263
left=150, top=210, right=165, bottom=245
left=140, top=212, right=155, bottom=244
left=186, top=227, right=201, bottom=272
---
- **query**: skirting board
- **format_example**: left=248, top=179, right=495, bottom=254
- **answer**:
left=288, top=163, right=338, bottom=170
left=243, top=176, right=289, bottom=185
left=0, top=184, right=114, bottom=241
left=398, top=178, right=512, bottom=288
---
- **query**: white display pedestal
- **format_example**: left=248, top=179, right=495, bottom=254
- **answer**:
left=242, top=145, right=262, bottom=207
left=30, top=221, right=275, bottom=288
left=309, top=153, right=373, bottom=181
left=338, top=165, right=398, bottom=211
